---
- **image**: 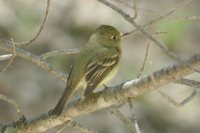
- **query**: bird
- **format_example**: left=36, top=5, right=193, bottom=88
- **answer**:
left=51, top=25, right=122, bottom=116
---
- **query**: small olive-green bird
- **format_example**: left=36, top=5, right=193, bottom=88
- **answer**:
left=52, top=25, right=122, bottom=115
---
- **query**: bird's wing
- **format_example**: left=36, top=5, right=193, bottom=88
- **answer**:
left=84, top=49, right=119, bottom=96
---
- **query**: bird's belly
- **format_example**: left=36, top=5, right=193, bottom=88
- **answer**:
left=98, top=63, right=120, bottom=86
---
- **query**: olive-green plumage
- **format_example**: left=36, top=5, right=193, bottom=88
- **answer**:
left=52, top=25, right=122, bottom=115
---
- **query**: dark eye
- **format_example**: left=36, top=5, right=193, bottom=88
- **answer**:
left=110, top=35, right=118, bottom=41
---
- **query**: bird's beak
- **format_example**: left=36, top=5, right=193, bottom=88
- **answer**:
left=120, top=32, right=125, bottom=40
left=121, top=30, right=133, bottom=39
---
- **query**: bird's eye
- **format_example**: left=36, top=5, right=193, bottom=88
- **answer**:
left=110, top=35, right=118, bottom=41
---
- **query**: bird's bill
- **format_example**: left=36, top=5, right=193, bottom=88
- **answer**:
left=120, top=32, right=126, bottom=40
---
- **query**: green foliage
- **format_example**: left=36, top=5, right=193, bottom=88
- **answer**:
left=10, top=3, right=41, bottom=40
left=157, top=20, right=190, bottom=49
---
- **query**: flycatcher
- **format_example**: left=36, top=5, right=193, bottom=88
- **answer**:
left=52, top=25, right=122, bottom=115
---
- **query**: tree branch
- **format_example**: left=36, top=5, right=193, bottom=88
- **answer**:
left=17, top=0, right=52, bottom=46
left=0, top=39, right=67, bottom=83
left=98, top=0, right=200, bottom=74
left=40, top=49, right=79, bottom=60
left=0, top=94, right=24, bottom=119
left=1, top=50, right=200, bottom=132
left=122, top=0, right=191, bottom=36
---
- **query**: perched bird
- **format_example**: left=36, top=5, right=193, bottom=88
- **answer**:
left=52, top=25, right=122, bottom=116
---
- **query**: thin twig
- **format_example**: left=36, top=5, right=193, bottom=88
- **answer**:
left=127, top=29, right=152, bottom=133
left=158, top=78, right=200, bottom=107
left=0, top=94, right=24, bottom=118
left=128, top=101, right=143, bottom=133
left=40, top=49, right=79, bottom=60
left=69, top=120, right=95, bottom=133
left=0, top=39, right=68, bottom=83
left=165, top=15, right=200, bottom=20
left=137, top=31, right=167, bottom=78
left=98, top=0, right=200, bottom=74
left=175, top=78, right=200, bottom=87
left=109, top=107, right=137, bottom=133
left=122, top=0, right=191, bottom=37
left=180, top=87, right=200, bottom=105
left=109, top=1, right=199, bottom=36
left=132, top=0, right=138, bottom=19
left=158, top=87, right=200, bottom=107
left=130, top=21, right=167, bottom=133
left=137, top=43, right=150, bottom=78
left=17, top=0, right=51, bottom=46
left=0, top=38, right=16, bottom=72
left=137, top=8, right=200, bottom=21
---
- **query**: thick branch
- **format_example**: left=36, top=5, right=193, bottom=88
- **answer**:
left=2, top=51, right=200, bottom=132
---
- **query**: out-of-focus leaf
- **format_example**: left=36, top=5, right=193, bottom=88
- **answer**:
left=156, top=20, right=190, bottom=49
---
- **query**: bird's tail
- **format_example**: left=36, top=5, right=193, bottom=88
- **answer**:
left=51, top=85, right=74, bottom=116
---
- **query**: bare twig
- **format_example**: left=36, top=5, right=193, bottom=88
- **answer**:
left=158, top=78, right=200, bottom=107
left=158, top=90, right=182, bottom=107
left=158, top=87, right=200, bottom=107
left=180, top=87, right=200, bottom=105
left=108, top=100, right=138, bottom=132
left=0, top=54, right=12, bottom=61
left=40, top=49, right=79, bottom=60
left=0, top=39, right=68, bottom=83
left=109, top=107, right=137, bottom=133
left=137, top=43, right=150, bottom=78
left=122, top=0, right=191, bottom=37
left=132, top=0, right=138, bottom=19
left=17, top=0, right=51, bottom=46
left=165, top=15, right=200, bottom=20
left=159, top=78, right=200, bottom=107
left=0, top=94, right=24, bottom=118
left=68, top=120, right=95, bottom=133
left=98, top=0, right=200, bottom=74
left=138, top=8, right=200, bottom=21
left=126, top=23, right=152, bottom=133
left=0, top=38, right=16, bottom=72
left=175, top=78, right=200, bottom=87
left=128, top=101, right=142, bottom=133
left=137, top=31, right=167, bottom=78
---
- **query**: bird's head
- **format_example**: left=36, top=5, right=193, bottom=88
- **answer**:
left=88, top=25, right=121, bottom=48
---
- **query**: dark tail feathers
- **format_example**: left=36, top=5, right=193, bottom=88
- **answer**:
left=51, top=86, right=73, bottom=116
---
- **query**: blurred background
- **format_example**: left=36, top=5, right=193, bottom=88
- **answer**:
left=0, top=0, right=200, bottom=132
